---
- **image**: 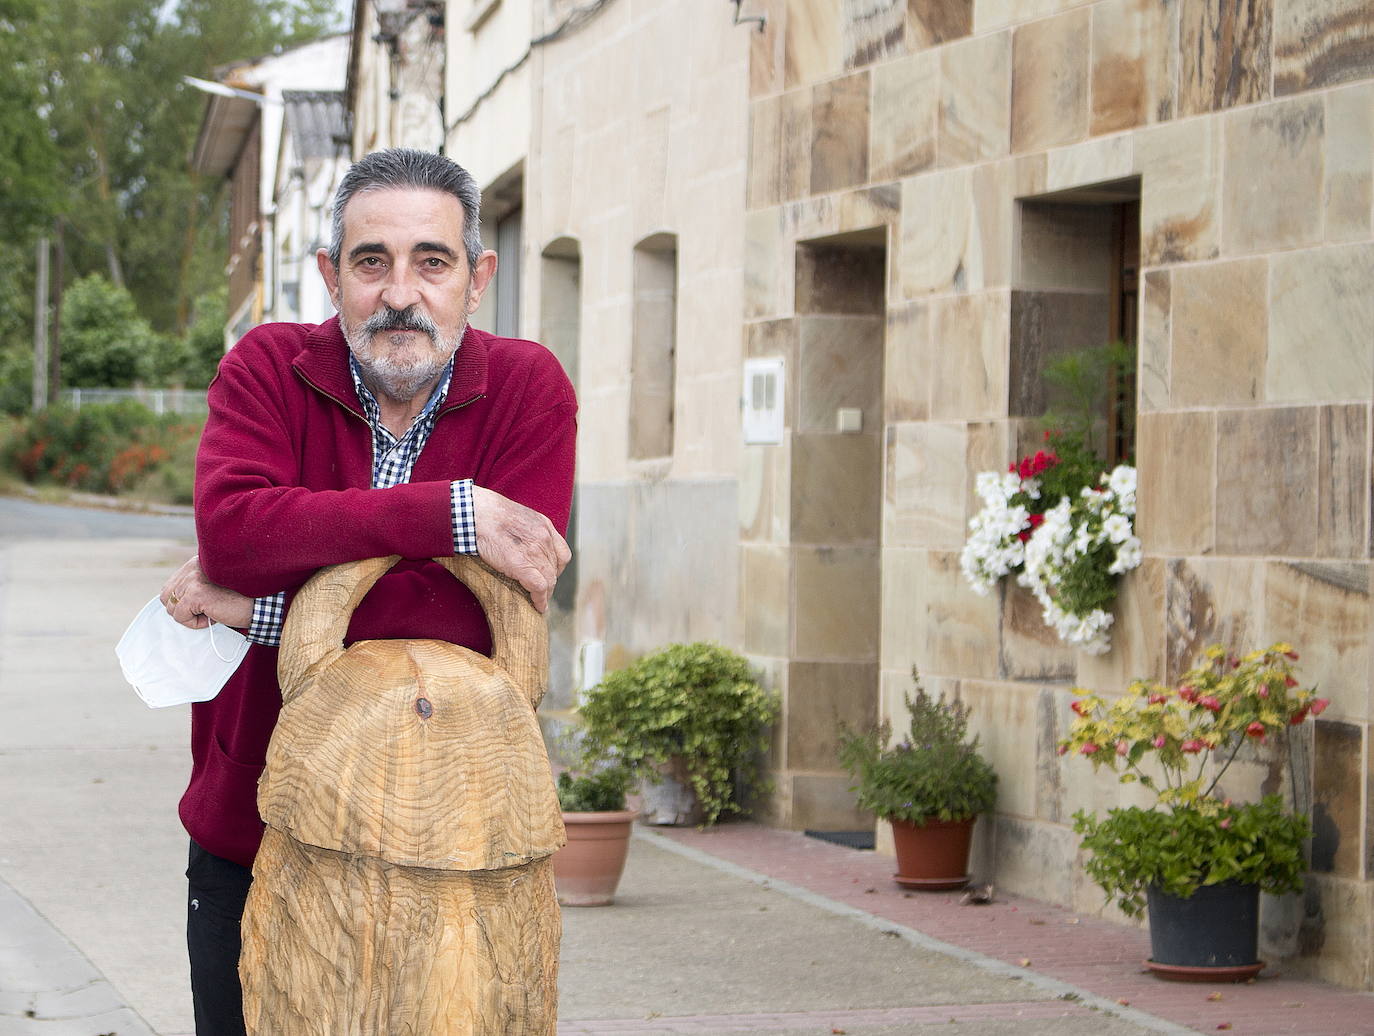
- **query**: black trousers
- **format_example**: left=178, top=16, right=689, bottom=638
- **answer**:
left=186, top=839, right=252, bottom=1036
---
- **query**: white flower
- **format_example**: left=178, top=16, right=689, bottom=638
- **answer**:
left=1103, top=513, right=1133, bottom=545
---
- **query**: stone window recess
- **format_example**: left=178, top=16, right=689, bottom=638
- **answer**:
left=629, top=233, right=678, bottom=461
left=494, top=206, right=522, bottom=338
left=1011, top=179, right=1141, bottom=464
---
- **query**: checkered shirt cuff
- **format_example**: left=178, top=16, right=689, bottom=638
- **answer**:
left=452, top=479, right=478, bottom=555
left=247, top=592, right=285, bottom=647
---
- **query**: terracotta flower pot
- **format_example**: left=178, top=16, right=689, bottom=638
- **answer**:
left=552, top=810, right=637, bottom=906
left=889, top=816, right=976, bottom=891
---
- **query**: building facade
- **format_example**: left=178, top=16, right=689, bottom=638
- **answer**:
left=211, top=0, right=1374, bottom=989
left=735, top=0, right=1372, bottom=989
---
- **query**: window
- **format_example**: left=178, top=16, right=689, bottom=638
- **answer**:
left=1012, top=179, right=1141, bottom=465
left=629, top=233, right=678, bottom=461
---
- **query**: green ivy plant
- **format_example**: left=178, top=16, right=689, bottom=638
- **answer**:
left=1062, top=643, right=1325, bottom=916
left=838, top=670, right=998, bottom=826
left=577, top=642, right=779, bottom=826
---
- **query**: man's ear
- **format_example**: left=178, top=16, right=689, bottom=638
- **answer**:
left=316, top=249, right=340, bottom=309
left=466, top=250, right=498, bottom=315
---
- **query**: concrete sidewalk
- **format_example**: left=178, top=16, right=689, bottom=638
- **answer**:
left=1, top=499, right=1369, bottom=1035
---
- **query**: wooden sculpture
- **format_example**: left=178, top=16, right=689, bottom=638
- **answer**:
left=240, top=555, right=565, bottom=1035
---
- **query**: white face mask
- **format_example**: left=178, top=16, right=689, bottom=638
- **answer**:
left=115, top=597, right=249, bottom=708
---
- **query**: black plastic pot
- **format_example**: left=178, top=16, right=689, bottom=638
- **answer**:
left=1145, top=881, right=1262, bottom=980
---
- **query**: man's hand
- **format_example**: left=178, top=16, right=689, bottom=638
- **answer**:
left=472, top=486, right=571, bottom=614
left=160, top=555, right=255, bottom=630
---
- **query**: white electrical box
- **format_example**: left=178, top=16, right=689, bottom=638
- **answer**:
left=742, top=357, right=785, bottom=445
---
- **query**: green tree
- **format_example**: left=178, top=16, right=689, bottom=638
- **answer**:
left=0, top=0, right=60, bottom=239
left=28, top=0, right=339, bottom=333
left=60, top=275, right=158, bottom=387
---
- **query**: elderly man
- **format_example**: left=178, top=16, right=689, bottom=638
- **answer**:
left=159, top=148, right=575, bottom=1035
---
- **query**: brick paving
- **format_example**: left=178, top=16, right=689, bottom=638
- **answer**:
left=647, top=823, right=1374, bottom=1036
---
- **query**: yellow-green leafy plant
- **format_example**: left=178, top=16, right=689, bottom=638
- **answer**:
left=1061, top=643, right=1325, bottom=915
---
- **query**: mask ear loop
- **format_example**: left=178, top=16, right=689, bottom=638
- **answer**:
left=208, top=622, right=239, bottom=663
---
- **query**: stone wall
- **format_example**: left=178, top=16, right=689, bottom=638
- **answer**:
left=521, top=2, right=752, bottom=681
left=742, top=0, right=1374, bottom=988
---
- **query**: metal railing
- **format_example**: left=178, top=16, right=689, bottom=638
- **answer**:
left=59, top=387, right=209, bottom=416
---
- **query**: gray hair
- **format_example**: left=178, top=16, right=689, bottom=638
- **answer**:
left=328, top=148, right=484, bottom=272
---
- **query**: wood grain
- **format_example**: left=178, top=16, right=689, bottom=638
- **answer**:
left=243, top=556, right=563, bottom=1034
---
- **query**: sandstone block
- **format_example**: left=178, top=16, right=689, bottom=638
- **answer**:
left=1275, top=0, right=1374, bottom=94
left=1044, top=134, right=1137, bottom=193
left=785, top=661, right=879, bottom=770
left=1000, top=579, right=1076, bottom=682
left=871, top=51, right=939, bottom=181
left=1268, top=243, right=1374, bottom=403
left=1165, top=558, right=1268, bottom=683
left=897, top=167, right=975, bottom=297
left=1179, top=0, right=1272, bottom=116
left=907, top=0, right=973, bottom=49
left=1136, top=411, right=1215, bottom=555
left=1312, top=720, right=1365, bottom=878
left=928, top=291, right=1010, bottom=421
left=1223, top=98, right=1324, bottom=255
left=959, top=678, right=1041, bottom=819
left=843, top=0, right=905, bottom=68
left=1317, top=405, right=1369, bottom=560
left=1136, top=117, right=1221, bottom=264
left=1324, top=83, right=1374, bottom=242
left=811, top=72, right=870, bottom=195
left=1170, top=257, right=1267, bottom=406
left=885, top=420, right=968, bottom=549
left=1076, top=557, right=1168, bottom=697
left=1137, top=270, right=1169, bottom=412
left=1265, top=561, right=1370, bottom=724
left=784, top=0, right=843, bottom=89
left=1090, top=0, right=1178, bottom=135
left=781, top=88, right=813, bottom=202
left=793, top=544, right=881, bottom=660
left=749, top=96, right=784, bottom=209
left=1011, top=8, right=1090, bottom=153
left=1216, top=408, right=1318, bottom=557
left=938, top=31, right=1011, bottom=166
left=743, top=543, right=792, bottom=656
left=740, top=438, right=791, bottom=545
left=885, top=301, right=931, bottom=423
left=744, top=208, right=788, bottom=320
left=797, top=314, right=884, bottom=431
left=792, top=432, right=882, bottom=545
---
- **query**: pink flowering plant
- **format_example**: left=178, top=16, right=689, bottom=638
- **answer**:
left=1061, top=643, right=1323, bottom=916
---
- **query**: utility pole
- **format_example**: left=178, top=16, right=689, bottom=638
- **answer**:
left=32, top=236, right=49, bottom=412
left=50, top=219, right=64, bottom=399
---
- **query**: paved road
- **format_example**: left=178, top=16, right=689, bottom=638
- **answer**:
left=0, top=498, right=1177, bottom=1035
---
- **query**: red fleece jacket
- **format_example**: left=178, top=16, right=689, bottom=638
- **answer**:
left=180, top=316, right=576, bottom=867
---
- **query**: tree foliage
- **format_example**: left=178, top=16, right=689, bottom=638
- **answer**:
left=0, top=0, right=339, bottom=397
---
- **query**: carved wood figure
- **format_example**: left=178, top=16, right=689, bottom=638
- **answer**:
left=240, top=555, right=565, bottom=1035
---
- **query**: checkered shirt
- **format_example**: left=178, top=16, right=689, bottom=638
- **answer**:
left=245, top=355, right=476, bottom=646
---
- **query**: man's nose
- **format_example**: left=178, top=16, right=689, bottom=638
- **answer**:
left=379, top=266, right=422, bottom=310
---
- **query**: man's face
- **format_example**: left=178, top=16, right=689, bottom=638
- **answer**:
left=318, top=187, right=496, bottom=404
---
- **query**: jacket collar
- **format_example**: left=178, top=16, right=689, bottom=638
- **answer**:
left=292, top=316, right=490, bottom=416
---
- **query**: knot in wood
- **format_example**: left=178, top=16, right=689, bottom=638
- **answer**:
left=414, top=697, right=433, bottom=719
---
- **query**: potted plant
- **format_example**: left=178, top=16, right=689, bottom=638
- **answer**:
left=551, top=763, right=637, bottom=907
left=959, top=343, right=1143, bottom=655
left=839, top=670, right=998, bottom=890
left=576, top=642, right=779, bottom=827
left=1061, top=643, right=1325, bottom=981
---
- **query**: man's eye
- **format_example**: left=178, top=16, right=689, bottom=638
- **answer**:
left=359, top=256, right=383, bottom=267
left=423, top=257, right=445, bottom=268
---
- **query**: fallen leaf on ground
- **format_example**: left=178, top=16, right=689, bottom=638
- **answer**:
left=1018, top=958, right=1032, bottom=967
left=1216, top=1024, right=1232, bottom=1030
left=1116, top=998, right=1129, bottom=1006
left=1207, top=992, right=1224, bottom=1001
left=1282, top=1001, right=1304, bottom=1008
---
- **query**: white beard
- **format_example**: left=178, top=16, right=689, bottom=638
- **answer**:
left=341, top=307, right=464, bottom=403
